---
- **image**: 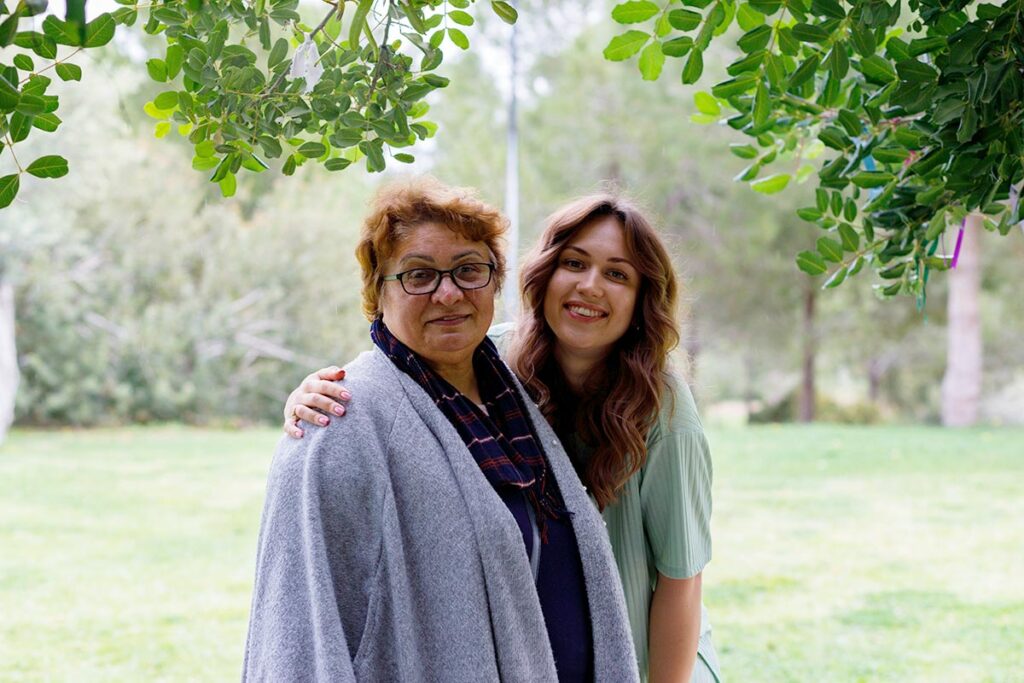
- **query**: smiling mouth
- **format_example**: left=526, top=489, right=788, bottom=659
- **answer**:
left=565, top=303, right=607, bottom=319
left=429, top=314, right=471, bottom=325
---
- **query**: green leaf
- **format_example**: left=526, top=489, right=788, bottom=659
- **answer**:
left=42, top=16, right=81, bottom=46
left=195, top=140, right=216, bottom=158
left=0, top=76, right=19, bottom=111
left=146, top=58, right=168, bottom=82
left=31, top=112, right=61, bottom=132
left=603, top=30, right=650, bottom=61
left=908, top=36, right=946, bottom=58
left=838, top=222, right=860, bottom=251
left=638, top=42, right=665, bottom=80
left=850, top=26, right=875, bottom=57
left=681, top=48, right=704, bottom=84
left=737, top=24, right=771, bottom=53
left=219, top=172, right=236, bottom=198
left=449, top=9, right=474, bottom=26
left=796, top=207, right=822, bottom=221
left=787, top=54, right=819, bottom=88
left=27, top=33, right=57, bottom=58
left=360, top=139, right=386, bottom=172
left=153, top=91, right=178, bottom=110
left=0, top=174, right=20, bottom=208
left=83, top=13, right=115, bottom=48
left=163, top=44, right=182, bottom=79
left=850, top=171, right=894, bottom=188
left=491, top=1, right=518, bottom=24
left=730, top=143, right=758, bottom=158
left=823, top=265, right=848, bottom=288
left=752, top=81, right=770, bottom=126
left=282, top=154, right=297, bottom=176
left=751, top=173, right=791, bottom=194
left=192, top=155, right=219, bottom=171
left=859, top=55, right=896, bottom=83
left=297, top=141, right=327, bottom=158
left=0, top=15, right=18, bottom=48
left=711, top=73, right=757, bottom=98
left=796, top=250, right=828, bottom=275
left=394, top=153, right=415, bottom=163
left=15, top=94, right=46, bottom=115
left=667, top=8, right=702, bottom=31
left=661, top=36, right=694, bottom=57
left=447, top=27, right=469, bottom=50
left=348, top=0, right=372, bottom=50
left=268, top=38, right=288, bottom=68
left=791, top=22, right=830, bottom=43
left=612, top=1, right=660, bottom=23
left=726, top=50, right=765, bottom=76
left=694, top=91, right=721, bottom=115
left=324, top=157, right=353, bottom=171
left=810, top=0, right=845, bottom=19
left=154, top=121, right=172, bottom=138
left=895, top=58, right=938, bottom=83
left=736, top=3, right=765, bottom=30
left=55, top=62, right=82, bottom=81
left=827, top=43, right=849, bottom=78
left=14, top=55, right=34, bottom=71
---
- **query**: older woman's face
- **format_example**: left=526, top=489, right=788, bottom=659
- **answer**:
left=380, top=222, right=496, bottom=372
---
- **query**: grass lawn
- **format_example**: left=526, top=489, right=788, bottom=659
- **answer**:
left=1, top=425, right=1022, bottom=681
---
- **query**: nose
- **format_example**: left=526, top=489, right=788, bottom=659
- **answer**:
left=576, top=267, right=603, bottom=298
left=431, top=272, right=465, bottom=306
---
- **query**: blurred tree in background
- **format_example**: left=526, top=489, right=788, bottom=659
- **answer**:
left=0, top=0, right=1022, bottom=433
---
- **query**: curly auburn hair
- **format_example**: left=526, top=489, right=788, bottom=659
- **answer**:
left=355, top=176, right=508, bottom=320
left=507, top=194, right=681, bottom=509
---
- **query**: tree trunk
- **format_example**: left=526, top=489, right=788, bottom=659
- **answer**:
left=799, top=283, right=816, bottom=422
left=0, top=280, right=18, bottom=445
left=941, top=214, right=983, bottom=427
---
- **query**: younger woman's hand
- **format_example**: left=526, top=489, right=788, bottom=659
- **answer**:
left=283, top=366, right=351, bottom=438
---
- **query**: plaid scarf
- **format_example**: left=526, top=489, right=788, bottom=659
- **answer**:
left=371, top=318, right=565, bottom=541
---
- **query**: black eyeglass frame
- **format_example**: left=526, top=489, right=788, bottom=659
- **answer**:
left=381, top=262, right=497, bottom=296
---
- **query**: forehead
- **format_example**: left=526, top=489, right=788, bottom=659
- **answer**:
left=563, top=215, right=629, bottom=256
left=390, top=221, right=489, bottom=263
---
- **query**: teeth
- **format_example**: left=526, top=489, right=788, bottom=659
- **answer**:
left=568, top=305, right=603, bottom=318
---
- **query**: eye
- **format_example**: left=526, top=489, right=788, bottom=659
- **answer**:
left=404, top=268, right=436, bottom=284
left=455, top=263, right=485, bottom=276
left=561, top=258, right=585, bottom=270
left=607, top=269, right=629, bottom=282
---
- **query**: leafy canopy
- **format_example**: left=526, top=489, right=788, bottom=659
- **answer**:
left=1, top=0, right=1021, bottom=301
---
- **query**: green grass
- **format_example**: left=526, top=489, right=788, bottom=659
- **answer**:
left=1, top=425, right=1022, bottom=681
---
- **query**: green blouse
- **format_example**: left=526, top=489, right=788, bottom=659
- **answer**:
left=488, top=323, right=716, bottom=679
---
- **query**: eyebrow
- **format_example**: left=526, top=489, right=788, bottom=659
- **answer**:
left=563, top=245, right=636, bottom=268
left=399, top=249, right=486, bottom=266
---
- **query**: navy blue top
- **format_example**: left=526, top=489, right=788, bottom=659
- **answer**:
left=499, top=484, right=594, bottom=682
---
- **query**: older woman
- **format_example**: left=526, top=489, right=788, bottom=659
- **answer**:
left=242, top=178, right=637, bottom=682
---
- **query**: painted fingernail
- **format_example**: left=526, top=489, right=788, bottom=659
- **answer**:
left=340, top=391, right=351, bottom=401
left=333, top=405, right=345, bottom=416
left=318, top=416, right=329, bottom=426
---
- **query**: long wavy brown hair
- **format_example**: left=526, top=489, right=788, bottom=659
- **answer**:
left=508, top=195, right=681, bottom=509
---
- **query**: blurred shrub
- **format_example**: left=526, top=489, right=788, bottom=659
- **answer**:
left=750, top=390, right=883, bottom=425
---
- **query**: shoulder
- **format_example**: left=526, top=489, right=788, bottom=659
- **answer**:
left=269, top=350, right=408, bottom=493
left=487, top=321, right=517, bottom=357
left=651, top=368, right=705, bottom=441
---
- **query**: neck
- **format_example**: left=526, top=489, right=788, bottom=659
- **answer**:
left=553, top=343, right=608, bottom=394
left=429, top=359, right=482, bottom=404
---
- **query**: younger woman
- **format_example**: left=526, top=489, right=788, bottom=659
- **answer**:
left=285, top=194, right=721, bottom=682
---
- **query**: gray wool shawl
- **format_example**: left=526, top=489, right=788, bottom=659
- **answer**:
left=242, top=348, right=639, bottom=683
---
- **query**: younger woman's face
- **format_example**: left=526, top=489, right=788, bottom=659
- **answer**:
left=542, top=215, right=640, bottom=364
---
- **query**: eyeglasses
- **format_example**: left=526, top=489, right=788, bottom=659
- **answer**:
left=382, top=262, right=496, bottom=295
